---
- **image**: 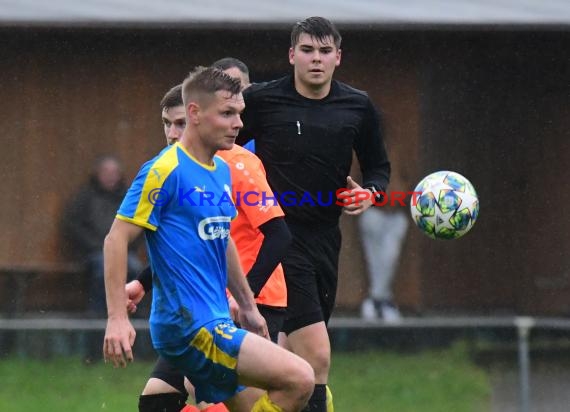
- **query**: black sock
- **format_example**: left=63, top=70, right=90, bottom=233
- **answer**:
left=302, top=384, right=327, bottom=412
left=138, top=393, right=188, bottom=412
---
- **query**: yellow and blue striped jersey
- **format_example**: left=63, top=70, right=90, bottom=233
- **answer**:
left=117, top=142, right=237, bottom=348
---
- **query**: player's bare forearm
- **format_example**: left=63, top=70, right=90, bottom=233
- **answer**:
left=104, top=219, right=143, bottom=318
left=225, top=237, right=255, bottom=311
left=226, top=237, right=269, bottom=338
left=102, top=219, right=143, bottom=366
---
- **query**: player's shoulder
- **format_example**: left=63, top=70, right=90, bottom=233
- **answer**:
left=244, top=76, right=290, bottom=99
left=333, top=79, right=371, bottom=101
left=141, top=144, right=180, bottom=176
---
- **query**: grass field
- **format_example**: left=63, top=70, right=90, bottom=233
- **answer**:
left=0, top=343, right=490, bottom=412
left=328, top=344, right=491, bottom=412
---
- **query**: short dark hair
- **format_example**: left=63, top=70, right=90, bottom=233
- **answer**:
left=160, top=84, right=183, bottom=110
left=181, top=66, right=242, bottom=108
left=291, top=16, right=341, bottom=49
left=211, top=57, right=249, bottom=77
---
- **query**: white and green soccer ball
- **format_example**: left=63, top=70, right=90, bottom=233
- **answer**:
left=410, top=171, right=479, bottom=240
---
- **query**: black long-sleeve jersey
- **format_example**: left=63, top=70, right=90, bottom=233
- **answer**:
left=238, top=75, right=391, bottom=228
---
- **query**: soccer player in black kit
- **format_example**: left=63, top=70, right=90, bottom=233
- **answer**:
left=237, top=16, right=391, bottom=412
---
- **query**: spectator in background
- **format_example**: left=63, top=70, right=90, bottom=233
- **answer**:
left=358, top=207, right=408, bottom=322
left=63, top=154, right=144, bottom=316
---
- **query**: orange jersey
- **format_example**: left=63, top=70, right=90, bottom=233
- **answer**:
left=216, top=145, right=287, bottom=307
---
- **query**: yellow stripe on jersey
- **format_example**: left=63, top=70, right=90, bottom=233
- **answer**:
left=177, top=142, right=218, bottom=171
left=116, top=214, right=157, bottom=231
left=133, top=145, right=179, bottom=226
left=190, top=327, right=238, bottom=370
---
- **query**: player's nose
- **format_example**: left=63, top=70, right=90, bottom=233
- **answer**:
left=234, top=115, right=243, bottom=129
left=168, top=126, right=181, bottom=138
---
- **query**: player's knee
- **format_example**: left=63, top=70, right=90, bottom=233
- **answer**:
left=307, top=345, right=331, bottom=376
left=290, top=357, right=315, bottom=402
left=138, top=393, right=188, bottom=412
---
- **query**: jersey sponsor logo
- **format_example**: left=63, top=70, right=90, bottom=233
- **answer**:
left=198, top=216, right=231, bottom=240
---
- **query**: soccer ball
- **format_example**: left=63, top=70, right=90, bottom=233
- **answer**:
left=410, top=171, right=479, bottom=239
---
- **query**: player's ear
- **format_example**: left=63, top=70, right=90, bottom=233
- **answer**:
left=336, top=49, right=342, bottom=66
left=288, top=47, right=295, bottom=66
left=187, top=102, right=200, bottom=125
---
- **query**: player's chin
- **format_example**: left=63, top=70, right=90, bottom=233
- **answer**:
left=307, top=72, right=330, bottom=83
left=219, top=138, right=235, bottom=150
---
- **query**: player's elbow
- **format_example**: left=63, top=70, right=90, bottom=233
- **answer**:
left=103, top=223, right=127, bottom=253
left=103, top=231, right=117, bottom=255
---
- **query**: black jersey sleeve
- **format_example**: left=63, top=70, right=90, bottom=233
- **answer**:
left=136, top=265, right=153, bottom=293
left=354, top=99, right=391, bottom=191
left=246, top=217, right=292, bottom=297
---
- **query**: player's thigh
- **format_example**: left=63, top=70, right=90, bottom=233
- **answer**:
left=314, top=226, right=341, bottom=324
left=287, top=321, right=330, bottom=362
left=287, top=321, right=331, bottom=382
left=144, top=356, right=189, bottom=395
left=282, top=246, right=322, bottom=333
left=282, top=225, right=341, bottom=332
left=235, top=332, right=309, bottom=390
left=142, top=378, right=179, bottom=395
left=278, top=331, right=290, bottom=350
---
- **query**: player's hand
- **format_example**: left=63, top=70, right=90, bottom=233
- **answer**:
left=103, top=315, right=136, bottom=368
left=338, top=176, right=373, bottom=215
left=238, top=306, right=269, bottom=339
left=125, top=280, right=145, bottom=314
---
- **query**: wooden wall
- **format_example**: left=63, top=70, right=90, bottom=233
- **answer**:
left=0, top=27, right=567, bottom=315
left=415, top=30, right=570, bottom=315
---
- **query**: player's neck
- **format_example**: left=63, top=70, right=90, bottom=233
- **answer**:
left=294, top=77, right=332, bottom=100
left=179, top=133, right=216, bottom=167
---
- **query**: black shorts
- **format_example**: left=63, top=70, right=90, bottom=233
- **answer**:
left=150, top=304, right=285, bottom=392
left=256, top=304, right=286, bottom=343
left=281, top=224, right=341, bottom=335
left=150, top=356, right=188, bottom=395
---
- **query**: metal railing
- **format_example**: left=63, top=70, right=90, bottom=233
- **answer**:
left=3, top=315, right=570, bottom=412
